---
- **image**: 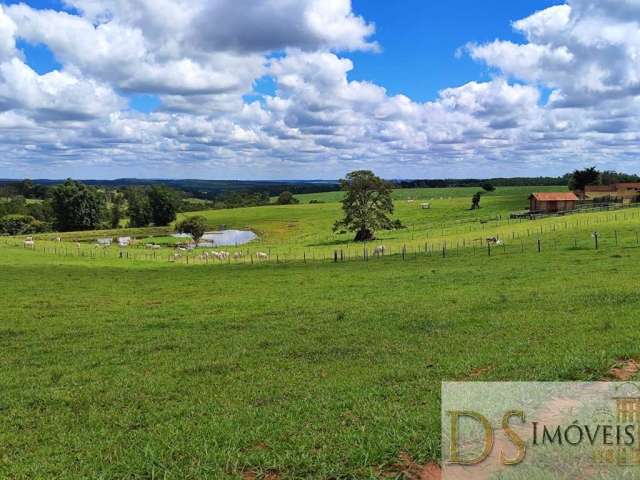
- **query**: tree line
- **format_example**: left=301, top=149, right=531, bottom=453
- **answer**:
left=0, top=180, right=181, bottom=235
left=0, top=179, right=306, bottom=236
left=567, top=167, right=640, bottom=191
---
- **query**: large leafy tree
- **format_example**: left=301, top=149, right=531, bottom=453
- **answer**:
left=110, top=191, right=125, bottom=229
left=49, top=179, right=105, bottom=231
left=147, top=185, right=180, bottom=226
left=277, top=191, right=299, bottom=205
left=176, top=216, right=208, bottom=244
left=569, top=167, right=601, bottom=191
left=125, top=187, right=152, bottom=228
left=333, top=170, right=394, bottom=242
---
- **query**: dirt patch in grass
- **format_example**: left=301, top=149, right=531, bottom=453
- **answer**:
left=242, top=469, right=281, bottom=480
left=607, top=359, right=640, bottom=381
left=380, top=453, right=441, bottom=479
left=467, top=366, right=494, bottom=379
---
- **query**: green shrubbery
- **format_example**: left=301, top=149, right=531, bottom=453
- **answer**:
left=276, top=191, right=300, bottom=205
left=0, top=215, right=49, bottom=235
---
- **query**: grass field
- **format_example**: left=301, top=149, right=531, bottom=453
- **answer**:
left=3, top=186, right=640, bottom=478
left=26, top=185, right=572, bottom=257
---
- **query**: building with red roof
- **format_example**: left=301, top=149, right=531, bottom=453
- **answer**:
left=529, top=192, right=578, bottom=213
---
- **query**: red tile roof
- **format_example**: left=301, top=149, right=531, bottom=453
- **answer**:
left=530, top=192, right=579, bottom=201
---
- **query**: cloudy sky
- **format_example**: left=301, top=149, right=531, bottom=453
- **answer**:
left=1, top=0, right=640, bottom=179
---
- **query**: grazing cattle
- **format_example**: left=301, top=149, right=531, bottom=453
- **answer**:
left=495, top=240, right=504, bottom=246
left=23, top=240, right=35, bottom=248
left=373, top=245, right=385, bottom=256
left=486, top=237, right=498, bottom=245
left=256, top=252, right=268, bottom=260
left=421, top=203, right=431, bottom=209
left=209, top=250, right=228, bottom=260
left=75, top=242, right=81, bottom=248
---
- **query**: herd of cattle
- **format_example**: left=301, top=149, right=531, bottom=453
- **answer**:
left=21, top=236, right=272, bottom=262
left=21, top=235, right=505, bottom=261
left=171, top=249, right=269, bottom=262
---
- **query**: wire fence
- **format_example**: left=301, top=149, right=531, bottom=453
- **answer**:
left=3, top=224, right=640, bottom=268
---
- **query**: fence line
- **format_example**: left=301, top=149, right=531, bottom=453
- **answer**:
left=3, top=226, right=640, bottom=268
left=3, top=205, right=639, bottom=266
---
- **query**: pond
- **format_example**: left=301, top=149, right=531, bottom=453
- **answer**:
left=173, top=230, right=258, bottom=247
left=201, top=230, right=258, bottom=247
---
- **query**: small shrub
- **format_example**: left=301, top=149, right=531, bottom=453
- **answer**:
left=277, top=191, right=300, bottom=205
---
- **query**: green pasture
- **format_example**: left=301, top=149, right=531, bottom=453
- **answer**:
left=2, top=235, right=640, bottom=478
left=3, top=185, right=640, bottom=478
left=11, top=185, right=640, bottom=265
left=173, top=186, right=570, bottom=251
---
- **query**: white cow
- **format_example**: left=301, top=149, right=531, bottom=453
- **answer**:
left=23, top=240, right=35, bottom=248
left=373, top=245, right=385, bottom=256
left=256, top=252, right=268, bottom=260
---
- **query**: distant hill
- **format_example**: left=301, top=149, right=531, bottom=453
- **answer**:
left=0, top=176, right=572, bottom=200
left=0, top=179, right=341, bottom=199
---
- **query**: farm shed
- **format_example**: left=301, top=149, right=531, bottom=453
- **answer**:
left=579, top=183, right=640, bottom=201
left=529, top=192, right=578, bottom=213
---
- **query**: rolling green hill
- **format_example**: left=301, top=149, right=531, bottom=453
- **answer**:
left=2, top=186, right=640, bottom=478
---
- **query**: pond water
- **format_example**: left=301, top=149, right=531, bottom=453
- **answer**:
left=173, top=230, right=258, bottom=247
left=201, top=230, right=258, bottom=247
left=173, top=230, right=257, bottom=247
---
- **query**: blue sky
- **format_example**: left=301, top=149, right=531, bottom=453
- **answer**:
left=348, top=0, right=560, bottom=101
left=1, top=0, right=639, bottom=179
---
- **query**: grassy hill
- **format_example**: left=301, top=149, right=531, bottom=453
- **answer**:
left=179, top=185, right=566, bottom=251
left=2, top=186, right=640, bottom=478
